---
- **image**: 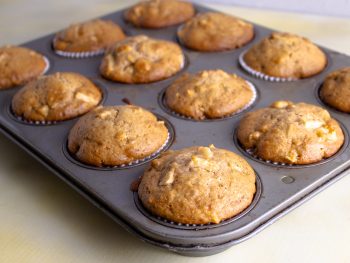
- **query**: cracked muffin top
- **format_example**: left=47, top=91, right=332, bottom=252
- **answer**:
left=237, top=101, right=344, bottom=165
left=165, top=69, right=254, bottom=119
left=243, top=32, right=327, bottom=79
left=53, top=19, right=125, bottom=53
left=12, top=72, right=101, bottom=122
left=100, top=35, right=184, bottom=83
left=138, top=145, right=256, bottom=224
left=177, top=12, right=254, bottom=52
left=125, top=0, right=195, bottom=28
left=68, top=105, right=169, bottom=167
left=320, top=67, right=350, bottom=113
left=0, top=46, right=47, bottom=89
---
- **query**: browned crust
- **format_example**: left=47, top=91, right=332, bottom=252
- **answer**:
left=177, top=12, right=254, bottom=52
left=165, top=70, right=253, bottom=119
left=68, top=105, right=169, bottom=167
left=12, top=72, right=102, bottom=122
left=138, top=145, right=256, bottom=224
left=237, top=101, right=344, bottom=165
left=53, top=19, right=125, bottom=52
left=0, top=46, right=46, bottom=89
left=124, top=0, right=195, bottom=28
left=100, top=35, right=184, bottom=84
left=243, top=32, right=327, bottom=79
left=320, top=67, right=350, bottom=113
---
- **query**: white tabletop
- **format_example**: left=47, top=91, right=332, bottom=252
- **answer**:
left=0, top=1, right=350, bottom=262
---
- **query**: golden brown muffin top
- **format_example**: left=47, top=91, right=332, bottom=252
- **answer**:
left=178, top=12, right=254, bottom=52
left=68, top=105, right=169, bottom=167
left=125, top=0, right=195, bottom=28
left=0, top=46, right=47, bottom=89
left=54, top=19, right=125, bottom=52
left=100, top=35, right=184, bottom=83
left=165, top=70, right=254, bottom=119
left=320, top=67, right=350, bottom=113
left=12, top=72, right=102, bottom=122
left=138, top=145, right=256, bottom=224
left=243, top=32, right=327, bottom=79
left=237, top=101, right=344, bottom=165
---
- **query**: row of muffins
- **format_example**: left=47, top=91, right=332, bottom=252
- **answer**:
left=1, top=0, right=349, bottom=226
left=0, top=0, right=330, bottom=87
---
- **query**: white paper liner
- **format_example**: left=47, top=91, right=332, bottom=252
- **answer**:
left=11, top=80, right=105, bottom=126
left=13, top=116, right=58, bottom=125
left=42, top=56, right=50, bottom=74
left=239, top=50, right=298, bottom=82
left=163, top=80, right=257, bottom=121
left=155, top=215, right=209, bottom=227
left=244, top=148, right=294, bottom=167
left=52, top=37, right=105, bottom=58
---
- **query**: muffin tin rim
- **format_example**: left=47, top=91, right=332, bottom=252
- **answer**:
left=133, top=170, right=263, bottom=231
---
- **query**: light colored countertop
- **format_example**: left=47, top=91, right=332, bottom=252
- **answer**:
left=0, top=1, right=350, bottom=262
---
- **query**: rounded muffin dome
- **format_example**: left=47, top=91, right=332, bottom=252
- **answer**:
left=68, top=105, right=169, bottom=167
left=237, top=101, right=344, bottom=164
left=0, top=46, right=47, bottom=89
left=125, top=0, right=195, bottom=28
left=243, top=32, right=327, bottom=79
left=138, top=145, right=256, bottom=224
left=178, top=12, right=254, bottom=52
left=100, top=35, right=184, bottom=84
left=12, top=72, right=102, bottom=122
left=165, top=69, right=255, bottom=119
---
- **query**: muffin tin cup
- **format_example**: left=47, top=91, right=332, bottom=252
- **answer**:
left=133, top=171, right=262, bottom=230
left=7, top=79, right=108, bottom=126
left=233, top=120, right=349, bottom=169
left=315, top=82, right=350, bottom=115
left=159, top=80, right=258, bottom=121
left=63, top=116, right=175, bottom=170
left=238, top=50, right=298, bottom=82
left=52, top=37, right=105, bottom=58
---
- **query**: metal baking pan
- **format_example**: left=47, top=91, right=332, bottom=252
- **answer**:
left=1, top=4, right=350, bottom=257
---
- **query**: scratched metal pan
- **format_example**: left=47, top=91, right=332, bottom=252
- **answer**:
left=1, top=4, right=350, bottom=257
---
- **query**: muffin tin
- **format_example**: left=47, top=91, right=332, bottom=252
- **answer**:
left=1, top=4, right=350, bottom=257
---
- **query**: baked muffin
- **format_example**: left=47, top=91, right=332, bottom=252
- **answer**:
left=68, top=105, right=169, bottom=167
left=237, top=101, right=344, bottom=165
left=243, top=32, right=327, bottom=79
left=320, top=67, right=350, bottom=112
left=165, top=70, right=254, bottom=119
left=0, top=46, right=47, bottom=89
left=125, top=0, right=195, bottom=28
left=177, top=12, right=254, bottom=52
left=53, top=19, right=125, bottom=53
left=100, top=35, right=184, bottom=83
left=12, top=72, right=101, bottom=122
left=138, top=145, right=256, bottom=224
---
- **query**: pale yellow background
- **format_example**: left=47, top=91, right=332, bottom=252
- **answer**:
left=0, top=1, right=350, bottom=262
